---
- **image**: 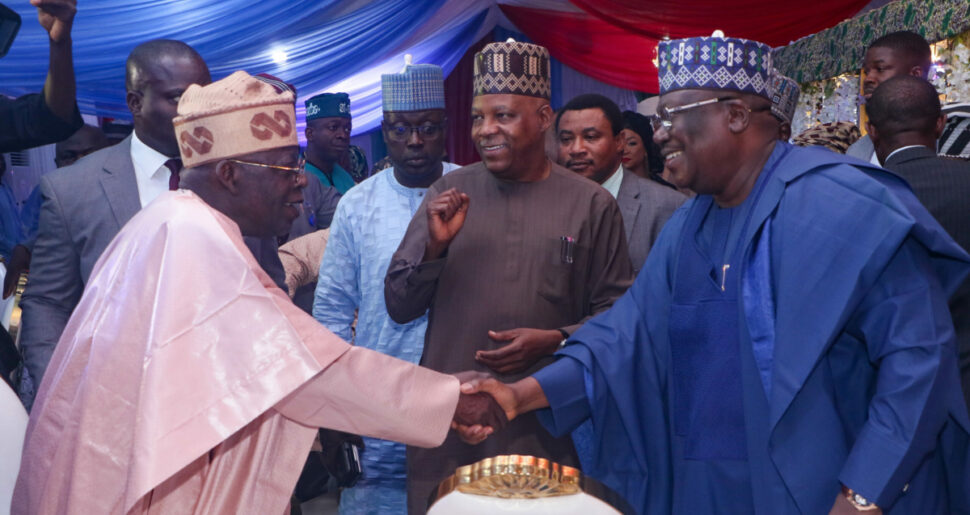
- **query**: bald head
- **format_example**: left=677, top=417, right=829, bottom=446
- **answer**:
left=868, top=75, right=940, bottom=135
left=55, top=125, right=110, bottom=168
left=866, top=75, right=944, bottom=162
left=125, top=39, right=206, bottom=92
left=124, top=39, right=210, bottom=157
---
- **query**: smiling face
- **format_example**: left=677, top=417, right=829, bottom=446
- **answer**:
left=653, top=89, right=734, bottom=194
left=557, top=107, right=623, bottom=184
left=471, top=94, right=551, bottom=180
left=232, top=146, right=306, bottom=238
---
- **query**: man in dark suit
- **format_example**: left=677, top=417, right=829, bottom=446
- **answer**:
left=16, top=39, right=212, bottom=409
left=556, top=93, right=685, bottom=273
left=868, top=75, right=970, bottom=412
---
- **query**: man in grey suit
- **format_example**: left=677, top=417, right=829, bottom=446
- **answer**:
left=557, top=93, right=685, bottom=273
left=16, top=40, right=212, bottom=409
left=868, top=75, right=970, bottom=412
left=847, top=30, right=932, bottom=163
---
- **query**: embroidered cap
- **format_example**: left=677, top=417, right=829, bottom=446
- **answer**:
left=173, top=70, right=298, bottom=168
left=305, top=92, right=351, bottom=121
left=657, top=33, right=773, bottom=98
left=473, top=39, right=551, bottom=99
left=770, top=72, right=800, bottom=124
left=382, top=63, right=445, bottom=112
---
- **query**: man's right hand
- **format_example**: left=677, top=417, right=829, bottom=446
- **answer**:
left=451, top=376, right=521, bottom=445
left=32, top=0, right=77, bottom=43
left=424, top=188, right=469, bottom=261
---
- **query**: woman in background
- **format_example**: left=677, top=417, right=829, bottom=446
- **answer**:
left=620, top=111, right=689, bottom=194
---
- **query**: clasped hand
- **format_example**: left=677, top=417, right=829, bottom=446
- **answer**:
left=451, top=372, right=518, bottom=445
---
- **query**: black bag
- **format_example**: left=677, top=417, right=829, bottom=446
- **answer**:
left=320, top=429, right=363, bottom=488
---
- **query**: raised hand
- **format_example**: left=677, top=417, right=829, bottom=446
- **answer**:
left=31, top=0, right=77, bottom=43
left=423, top=188, right=469, bottom=261
left=476, top=328, right=562, bottom=374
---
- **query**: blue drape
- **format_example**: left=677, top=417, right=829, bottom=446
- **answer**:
left=0, top=0, right=455, bottom=130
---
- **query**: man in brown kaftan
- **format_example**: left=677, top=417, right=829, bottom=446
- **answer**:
left=384, top=40, right=634, bottom=514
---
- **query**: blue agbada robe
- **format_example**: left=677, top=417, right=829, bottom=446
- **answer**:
left=534, top=143, right=970, bottom=514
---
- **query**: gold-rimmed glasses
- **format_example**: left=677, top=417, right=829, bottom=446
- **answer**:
left=649, top=97, right=735, bottom=131
left=650, top=96, right=772, bottom=131
left=228, top=157, right=305, bottom=177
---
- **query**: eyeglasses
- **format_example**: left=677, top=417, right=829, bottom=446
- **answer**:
left=384, top=123, right=444, bottom=142
left=649, top=97, right=735, bottom=131
left=228, top=157, right=305, bottom=177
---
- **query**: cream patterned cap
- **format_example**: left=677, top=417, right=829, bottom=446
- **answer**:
left=174, top=70, right=298, bottom=168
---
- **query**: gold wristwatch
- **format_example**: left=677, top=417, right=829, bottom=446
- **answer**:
left=843, top=486, right=879, bottom=511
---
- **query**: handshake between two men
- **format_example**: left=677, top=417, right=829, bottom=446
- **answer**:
left=451, top=372, right=549, bottom=445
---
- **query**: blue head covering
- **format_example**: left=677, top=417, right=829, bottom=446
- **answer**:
left=657, top=33, right=773, bottom=99
left=381, top=63, right=445, bottom=112
left=305, top=92, right=351, bottom=120
left=770, top=71, right=801, bottom=124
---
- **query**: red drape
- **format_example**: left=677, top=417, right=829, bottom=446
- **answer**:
left=444, top=34, right=491, bottom=166
left=569, top=0, right=870, bottom=47
left=503, top=2, right=870, bottom=93
left=500, top=5, right=660, bottom=93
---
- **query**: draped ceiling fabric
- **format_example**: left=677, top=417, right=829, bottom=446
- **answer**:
left=569, top=0, right=873, bottom=47
left=0, top=0, right=871, bottom=139
left=500, top=5, right=661, bottom=93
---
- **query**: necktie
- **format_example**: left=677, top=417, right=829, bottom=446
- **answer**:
left=165, top=158, right=183, bottom=191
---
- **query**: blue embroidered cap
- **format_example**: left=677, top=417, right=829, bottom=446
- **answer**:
left=657, top=34, right=773, bottom=98
left=381, top=63, right=445, bottom=112
left=770, top=71, right=800, bottom=124
left=305, top=92, right=351, bottom=120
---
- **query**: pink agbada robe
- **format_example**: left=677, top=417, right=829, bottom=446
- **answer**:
left=13, top=191, right=460, bottom=514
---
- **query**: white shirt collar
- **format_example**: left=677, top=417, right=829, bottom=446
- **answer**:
left=601, top=164, right=624, bottom=199
left=869, top=148, right=881, bottom=166
left=130, top=131, right=173, bottom=182
left=130, top=131, right=177, bottom=208
left=884, top=145, right=929, bottom=164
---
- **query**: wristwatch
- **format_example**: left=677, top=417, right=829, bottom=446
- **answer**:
left=557, top=328, right=569, bottom=349
left=843, top=486, right=879, bottom=511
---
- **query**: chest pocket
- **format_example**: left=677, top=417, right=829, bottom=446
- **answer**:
left=537, top=237, right=585, bottom=304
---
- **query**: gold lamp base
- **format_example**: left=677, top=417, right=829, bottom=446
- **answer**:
left=450, top=455, right=580, bottom=498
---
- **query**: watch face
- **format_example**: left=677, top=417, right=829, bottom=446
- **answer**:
left=852, top=493, right=872, bottom=507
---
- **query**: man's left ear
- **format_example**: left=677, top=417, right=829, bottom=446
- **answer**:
left=614, top=131, right=625, bottom=154
left=911, top=65, right=926, bottom=79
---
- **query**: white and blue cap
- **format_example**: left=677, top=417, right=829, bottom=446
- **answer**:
left=657, top=31, right=773, bottom=99
left=381, top=59, right=445, bottom=112
left=769, top=71, right=800, bottom=124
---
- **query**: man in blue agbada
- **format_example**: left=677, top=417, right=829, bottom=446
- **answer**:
left=457, top=34, right=970, bottom=514
left=312, top=63, right=459, bottom=514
